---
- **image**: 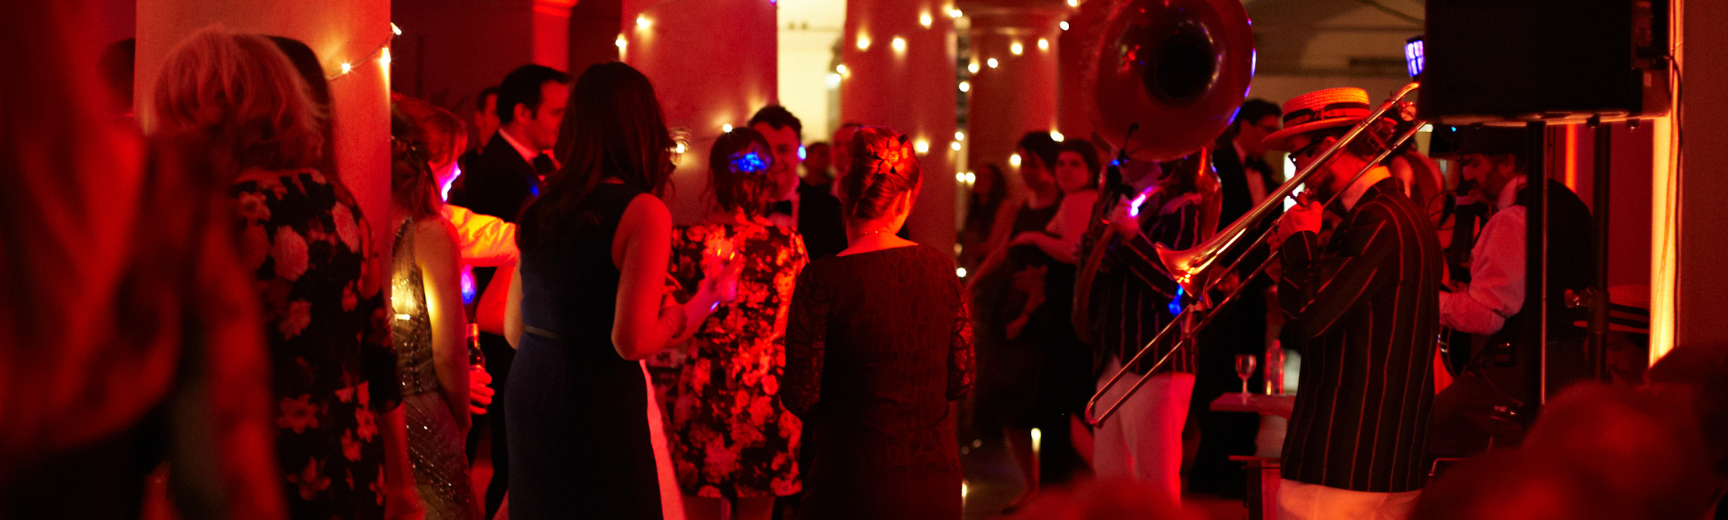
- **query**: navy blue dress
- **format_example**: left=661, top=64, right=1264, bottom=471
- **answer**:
left=507, top=183, right=662, bottom=519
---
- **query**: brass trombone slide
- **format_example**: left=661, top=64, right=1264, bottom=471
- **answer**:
left=1084, top=82, right=1425, bottom=426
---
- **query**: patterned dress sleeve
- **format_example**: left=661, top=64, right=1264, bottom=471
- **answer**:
left=781, top=265, right=826, bottom=418
left=946, top=274, right=975, bottom=401
left=352, top=203, right=402, bottom=412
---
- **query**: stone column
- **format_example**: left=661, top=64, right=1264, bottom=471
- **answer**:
left=137, top=0, right=393, bottom=247
left=963, top=4, right=1063, bottom=194
left=841, top=0, right=961, bottom=255
left=1057, top=0, right=1103, bottom=146
left=391, top=0, right=572, bottom=123
left=621, top=0, right=778, bottom=224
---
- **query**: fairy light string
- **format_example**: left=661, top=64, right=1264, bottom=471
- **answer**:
left=325, top=23, right=400, bottom=81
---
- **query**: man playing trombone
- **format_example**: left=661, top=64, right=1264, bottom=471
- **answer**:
left=1263, top=87, right=1443, bottom=520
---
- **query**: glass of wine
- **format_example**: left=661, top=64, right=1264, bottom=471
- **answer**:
left=1234, top=353, right=1258, bottom=397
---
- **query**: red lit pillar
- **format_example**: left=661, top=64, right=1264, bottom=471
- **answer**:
left=963, top=4, right=1064, bottom=192
left=1057, top=1, right=1103, bottom=145
left=841, top=0, right=961, bottom=255
left=391, top=0, right=573, bottom=121
left=622, top=0, right=778, bottom=224
left=137, top=0, right=393, bottom=247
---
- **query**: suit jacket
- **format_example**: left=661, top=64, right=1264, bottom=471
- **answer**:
left=1211, top=137, right=1280, bottom=228
left=796, top=180, right=848, bottom=260
left=1276, top=178, right=1442, bottom=493
left=453, top=130, right=541, bottom=224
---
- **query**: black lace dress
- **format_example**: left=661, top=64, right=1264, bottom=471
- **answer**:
left=783, top=244, right=975, bottom=520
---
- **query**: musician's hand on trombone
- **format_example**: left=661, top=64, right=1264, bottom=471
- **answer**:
left=1106, top=195, right=1143, bottom=239
left=1272, top=193, right=1323, bottom=251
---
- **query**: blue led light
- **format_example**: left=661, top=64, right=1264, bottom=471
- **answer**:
left=798, top=145, right=807, bottom=161
left=1168, top=285, right=1184, bottom=316
left=729, top=152, right=769, bottom=174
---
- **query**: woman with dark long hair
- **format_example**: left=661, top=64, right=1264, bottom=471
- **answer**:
left=783, top=127, right=975, bottom=519
left=503, top=62, right=736, bottom=520
left=657, top=127, right=808, bottom=520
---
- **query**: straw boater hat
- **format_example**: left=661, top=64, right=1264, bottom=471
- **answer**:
left=1263, top=87, right=1373, bottom=152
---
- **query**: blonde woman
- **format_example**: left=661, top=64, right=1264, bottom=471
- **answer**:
left=152, top=27, right=419, bottom=520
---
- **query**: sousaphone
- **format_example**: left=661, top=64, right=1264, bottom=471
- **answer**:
left=1071, top=0, right=1255, bottom=345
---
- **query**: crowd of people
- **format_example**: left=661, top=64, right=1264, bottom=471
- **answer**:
left=3, top=4, right=1725, bottom=520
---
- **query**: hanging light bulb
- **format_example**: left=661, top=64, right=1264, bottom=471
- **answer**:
left=968, top=61, right=980, bottom=74
left=1011, top=42, right=1024, bottom=55
left=987, top=58, right=999, bottom=68
left=892, top=37, right=906, bottom=52
left=1009, top=153, right=1021, bottom=166
left=1060, top=21, right=1070, bottom=31
left=636, top=15, right=651, bottom=29
left=857, top=36, right=872, bottom=50
left=1038, top=38, right=1049, bottom=50
left=920, top=12, right=933, bottom=28
left=958, top=81, right=970, bottom=93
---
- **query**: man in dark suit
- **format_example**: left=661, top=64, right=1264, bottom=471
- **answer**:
left=1264, top=88, right=1442, bottom=520
left=449, top=63, right=569, bottom=520
left=1188, top=98, right=1283, bottom=499
left=452, top=86, right=500, bottom=194
left=455, top=65, right=568, bottom=223
left=749, top=105, right=848, bottom=259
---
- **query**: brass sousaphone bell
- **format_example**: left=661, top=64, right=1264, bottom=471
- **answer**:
left=1071, top=0, right=1255, bottom=345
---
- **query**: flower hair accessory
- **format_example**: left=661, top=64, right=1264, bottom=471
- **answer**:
left=727, top=152, right=769, bottom=174
left=866, top=133, right=915, bottom=176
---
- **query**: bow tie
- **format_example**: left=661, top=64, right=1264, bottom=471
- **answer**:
left=532, top=153, right=557, bottom=176
left=1245, top=155, right=1272, bottom=174
left=769, top=199, right=794, bottom=216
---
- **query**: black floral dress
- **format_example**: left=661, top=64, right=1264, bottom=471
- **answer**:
left=653, top=222, right=808, bottom=499
left=232, top=169, right=401, bottom=520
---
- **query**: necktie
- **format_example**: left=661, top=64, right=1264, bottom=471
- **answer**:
left=769, top=200, right=794, bottom=216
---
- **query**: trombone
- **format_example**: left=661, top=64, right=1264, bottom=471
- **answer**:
left=1085, top=82, right=1427, bottom=426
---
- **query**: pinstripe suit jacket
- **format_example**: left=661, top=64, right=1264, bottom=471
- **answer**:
left=1276, top=178, right=1442, bottom=493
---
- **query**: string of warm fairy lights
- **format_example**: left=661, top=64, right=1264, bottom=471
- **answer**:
left=325, top=23, right=401, bottom=81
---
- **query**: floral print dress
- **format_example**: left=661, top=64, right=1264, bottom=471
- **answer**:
left=232, top=169, right=401, bottom=520
left=655, top=222, right=808, bottom=499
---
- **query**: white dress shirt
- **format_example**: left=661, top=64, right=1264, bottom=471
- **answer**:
left=1439, top=176, right=1528, bottom=335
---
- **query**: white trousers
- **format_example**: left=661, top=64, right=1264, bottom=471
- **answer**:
left=1092, top=358, right=1195, bottom=504
left=1278, top=479, right=1420, bottom=520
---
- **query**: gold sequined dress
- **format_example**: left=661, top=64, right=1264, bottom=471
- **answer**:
left=392, top=219, right=479, bottom=520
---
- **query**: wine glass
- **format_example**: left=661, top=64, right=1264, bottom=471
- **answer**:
left=1234, top=354, right=1258, bottom=397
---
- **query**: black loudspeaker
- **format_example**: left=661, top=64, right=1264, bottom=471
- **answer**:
left=1419, top=0, right=1669, bottom=124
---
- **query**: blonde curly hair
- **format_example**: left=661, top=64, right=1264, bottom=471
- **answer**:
left=151, top=26, right=324, bottom=172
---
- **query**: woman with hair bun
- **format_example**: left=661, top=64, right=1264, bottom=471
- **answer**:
left=656, top=127, right=809, bottom=520
left=782, top=127, right=975, bottom=520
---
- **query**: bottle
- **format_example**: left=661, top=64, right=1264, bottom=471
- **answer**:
left=1264, top=340, right=1285, bottom=396
left=467, top=323, right=486, bottom=368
